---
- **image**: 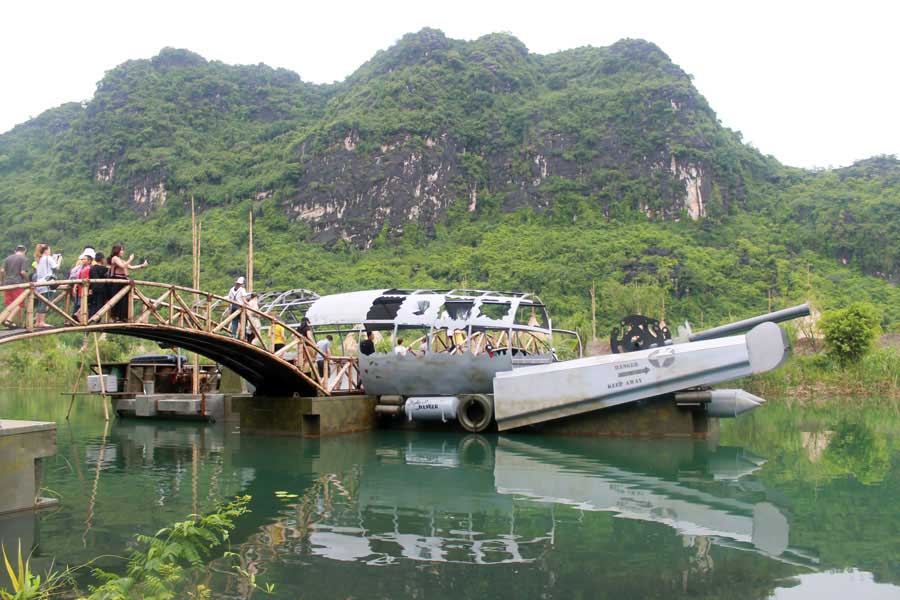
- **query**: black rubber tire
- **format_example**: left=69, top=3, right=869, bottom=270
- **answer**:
left=457, top=394, right=493, bottom=433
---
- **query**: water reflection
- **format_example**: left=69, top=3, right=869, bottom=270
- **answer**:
left=493, top=437, right=816, bottom=564
left=1, top=387, right=897, bottom=599
left=242, top=435, right=819, bottom=571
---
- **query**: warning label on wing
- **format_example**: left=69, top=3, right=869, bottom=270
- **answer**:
left=647, top=348, right=676, bottom=368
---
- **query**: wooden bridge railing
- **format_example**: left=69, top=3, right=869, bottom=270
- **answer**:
left=0, top=279, right=361, bottom=396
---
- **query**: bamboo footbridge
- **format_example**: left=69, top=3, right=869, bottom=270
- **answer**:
left=0, top=279, right=361, bottom=396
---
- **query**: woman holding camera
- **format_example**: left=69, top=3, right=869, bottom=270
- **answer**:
left=34, top=244, right=61, bottom=327
left=108, top=244, right=148, bottom=322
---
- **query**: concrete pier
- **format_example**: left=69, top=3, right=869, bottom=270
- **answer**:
left=233, top=395, right=378, bottom=438
left=0, top=420, right=58, bottom=516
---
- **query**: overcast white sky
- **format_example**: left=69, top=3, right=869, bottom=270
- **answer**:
left=2, top=0, right=897, bottom=169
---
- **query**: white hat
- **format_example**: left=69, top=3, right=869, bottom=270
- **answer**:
left=235, top=276, right=245, bottom=284
left=81, top=248, right=96, bottom=260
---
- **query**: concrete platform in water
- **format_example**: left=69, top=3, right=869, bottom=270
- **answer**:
left=227, top=393, right=714, bottom=439
left=0, top=420, right=59, bottom=519
left=113, top=393, right=227, bottom=421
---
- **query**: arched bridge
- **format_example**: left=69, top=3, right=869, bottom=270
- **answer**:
left=0, top=279, right=360, bottom=396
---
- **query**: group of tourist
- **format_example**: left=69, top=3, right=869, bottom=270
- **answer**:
left=224, top=275, right=336, bottom=376
left=0, top=242, right=149, bottom=328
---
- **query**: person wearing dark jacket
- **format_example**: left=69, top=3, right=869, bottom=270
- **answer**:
left=359, top=331, right=375, bottom=356
left=87, top=253, right=109, bottom=318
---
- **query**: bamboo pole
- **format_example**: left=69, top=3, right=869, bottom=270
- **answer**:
left=66, top=349, right=88, bottom=420
left=590, top=281, right=597, bottom=341
left=192, top=441, right=199, bottom=516
left=247, top=209, right=254, bottom=293
left=82, top=419, right=109, bottom=547
left=93, top=333, right=109, bottom=421
left=191, top=196, right=199, bottom=395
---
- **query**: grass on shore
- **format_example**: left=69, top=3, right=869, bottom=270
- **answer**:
left=745, top=346, right=900, bottom=407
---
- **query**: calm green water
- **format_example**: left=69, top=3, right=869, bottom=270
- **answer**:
left=1, top=389, right=899, bottom=599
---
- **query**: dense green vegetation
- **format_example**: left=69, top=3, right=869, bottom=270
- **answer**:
left=818, top=302, right=882, bottom=364
left=1, top=29, right=899, bottom=342
left=0, top=334, right=148, bottom=389
left=0, top=496, right=269, bottom=600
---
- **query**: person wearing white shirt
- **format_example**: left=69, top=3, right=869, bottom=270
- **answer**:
left=394, top=338, right=408, bottom=356
left=225, top=276, right=249, bottom=338
left=34, top=244, right=61, bottom=328
left=316, top=335, right=333, bottom=378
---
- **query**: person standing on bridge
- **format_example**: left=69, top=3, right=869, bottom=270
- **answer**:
left=87, top=252, right=108, bottom=318
left=1, top=245, right=29, bottom=327
left=298, top=317, right=314, bottom=371
left=244, top=293, right=261, bottom=344
left=316, top=334, right=333, bottom=379
left=269, top=313, right=286, bottom=352
left=225, top=277, right=249, bottom=338
left=359, top=330, right=375, bottom=356
left=34, top=244, right=61, bottom=328
left=70, top=249, right=94, bottom=319
left=108, top=244, right=149, bottom=322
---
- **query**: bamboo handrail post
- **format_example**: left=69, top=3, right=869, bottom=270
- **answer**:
left=127, top=283, right=135, bottom=322
left=80, top=281, right=89, bottom=325
left=270, top=319, right=276, bottom=350
left=0, top=287, right=28, bottom=325
left=25, top=286, right=34, bottom=331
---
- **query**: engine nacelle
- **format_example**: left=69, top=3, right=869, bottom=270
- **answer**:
left=675, top=389, right=766, bottom=418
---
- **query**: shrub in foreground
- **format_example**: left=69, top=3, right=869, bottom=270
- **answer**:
left=818, top=302, right=881, bottom=366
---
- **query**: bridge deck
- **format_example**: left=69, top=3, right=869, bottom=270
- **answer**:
left=0, top=279, right=361, bottom=397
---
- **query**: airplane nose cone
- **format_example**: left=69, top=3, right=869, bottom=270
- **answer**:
left=706, top=389, right=767, bottom=418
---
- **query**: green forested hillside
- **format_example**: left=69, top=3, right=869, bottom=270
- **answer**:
left=1, top=29, right=899, bottom=337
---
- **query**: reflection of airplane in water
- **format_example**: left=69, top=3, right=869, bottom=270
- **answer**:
left=258, top=434, right=818, bottom=569
left=492, top=437, right=819, bottom=568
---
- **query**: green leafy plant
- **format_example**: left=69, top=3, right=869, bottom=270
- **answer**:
left=85, top=495, right=258, bottom=600
left=1, top=540, right=68, bottom=600
left=818, top=302, right=882, bottom=366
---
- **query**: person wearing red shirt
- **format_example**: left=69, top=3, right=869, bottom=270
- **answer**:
left=71, top=249, right=95, bottom=319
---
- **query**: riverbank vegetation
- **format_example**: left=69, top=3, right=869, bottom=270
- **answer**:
left=745, top=346, right=900, bottom=406
left=0, top=496, right=270, bottom=600
left=0, top=334, right=154, bottom=390
left=745, top=301, right=898, bottom=404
